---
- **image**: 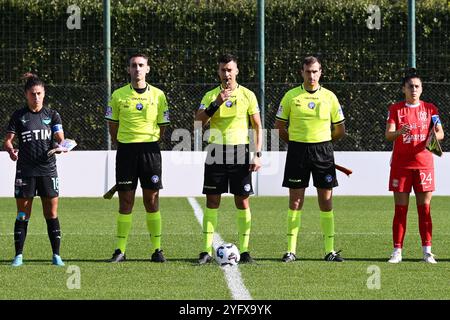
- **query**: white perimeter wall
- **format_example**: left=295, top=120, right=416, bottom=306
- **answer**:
left=1, top=151, right=449, bottom=197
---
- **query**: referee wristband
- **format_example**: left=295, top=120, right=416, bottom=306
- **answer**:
left=204, top=101, right=220, bottom=117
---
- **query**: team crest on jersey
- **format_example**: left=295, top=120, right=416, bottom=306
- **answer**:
left=308, top=102, right=316, bottom=109
left=42, top=118, right=51, bottom=125
left=392, top=179, right=399, bottom=188
left=419, top=111, right=427, bottom=121
left=225, top=100, right=233, bottom=107
left=136, top=103, right=144, bottom=111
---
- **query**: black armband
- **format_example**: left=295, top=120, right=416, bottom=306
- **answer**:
left=204, top=101, right=220, bottom=117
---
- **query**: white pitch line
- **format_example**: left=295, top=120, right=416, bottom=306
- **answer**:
left=187, top=197, right=252, bottom=301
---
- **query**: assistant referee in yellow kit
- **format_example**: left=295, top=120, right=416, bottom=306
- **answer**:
left=105, top=53, right=170, bottom=263
left=275, top=56, right=346, bottom=263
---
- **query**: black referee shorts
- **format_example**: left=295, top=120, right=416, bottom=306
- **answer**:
left=282, top=141, right=338, bottom=189
left=202, top=144, right=253, bottom=196
left=116, top=142, right=162, bottom=191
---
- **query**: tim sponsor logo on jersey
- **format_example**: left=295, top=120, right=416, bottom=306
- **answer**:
left=21, top=129, right=51, bottom=143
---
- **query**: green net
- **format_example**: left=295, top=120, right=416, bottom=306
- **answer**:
left=0, top=0, right=449, bottom=151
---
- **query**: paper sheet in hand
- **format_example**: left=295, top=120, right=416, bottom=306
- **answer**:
left=47, top=139, right=77, bottom=156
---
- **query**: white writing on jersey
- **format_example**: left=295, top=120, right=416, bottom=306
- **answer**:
left=21, top=129, right=51, bottom=143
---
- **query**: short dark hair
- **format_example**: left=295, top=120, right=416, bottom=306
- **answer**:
left=22, top=73, right=45, bottom=92
left=301, top=55, right=322, bottom=70
left=128, top=53, right=149, bottom=65
left=218, top=53, right=238, bottom=65
left=402, top=68, right=421, bottom=86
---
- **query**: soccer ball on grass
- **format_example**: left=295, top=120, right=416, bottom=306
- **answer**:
left=215, top=243, right=240, bottom=266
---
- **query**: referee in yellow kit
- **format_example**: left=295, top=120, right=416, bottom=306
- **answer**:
left=195, top=53, right=263, bottom=264
left=105, top=53, right=170, bottom=263
left=275, top=56, right=346, bottom=263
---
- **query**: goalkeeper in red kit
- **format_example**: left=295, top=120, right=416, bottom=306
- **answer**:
left=385, top=72, right=444, bottom=264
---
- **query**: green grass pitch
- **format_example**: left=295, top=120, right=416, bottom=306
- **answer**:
left=0, top=196, right=449, bottom=300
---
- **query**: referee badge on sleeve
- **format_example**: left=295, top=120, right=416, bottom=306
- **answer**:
left=163, top=110, right=170, bottom=122
left=276, top=105, right=283, bottom=117
left=105, top=106, right=112, bottom=118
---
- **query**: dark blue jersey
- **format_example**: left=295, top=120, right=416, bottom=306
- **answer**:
left=7, top=106, right=63, bottom=176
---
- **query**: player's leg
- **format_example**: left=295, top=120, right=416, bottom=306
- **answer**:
left=311, top=142, right=342, bottom=262
left=140, top=143, right=165, bottom=262
left=197, top=194, right=221, bottom=264
left=13, top=197, right=33, bottom=267
left=12, top=175, right=36, bottom=267
left=198, top=157, right=228, bottom=264
left=415, top=191, right=435, bottom=263
left=143, top=189, right=165, bottom=262
left=388, top=167, right=412, bottom=263
left=281, top=142, right=311, bottom=262
left=38, top=176, right=64, bottom=266
left=110, top=142, right=138, bottom=262
left=413, top=168, right=436, bottom=263
left=281, top=188, right=305, bottom=262
left=316, top=188, right=339, bottom=259
left=229, top=160, right=254, bottom=263
left=234, top=195, right=253, bottom=263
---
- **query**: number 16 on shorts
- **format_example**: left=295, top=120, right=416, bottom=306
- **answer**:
left=51, top=177, right=59, bottom=192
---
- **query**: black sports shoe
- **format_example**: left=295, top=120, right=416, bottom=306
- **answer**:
left=151, top=249, right=166, bottom=262
left=109, top=249, right=126, bottom=263
left=198, top=252, right=213, bottom=265
left=282, top=252, right=297, bottom=263
left=324, top=250, right=344, bottom=262
left=240, top=252, right=254, bottom=264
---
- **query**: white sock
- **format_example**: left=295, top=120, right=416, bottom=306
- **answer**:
left=393, top=248, right=402, bottom=255
left=422, top=246, right=431, bottom=254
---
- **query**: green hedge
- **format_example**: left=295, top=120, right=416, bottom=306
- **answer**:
left=1, top=0, right=449, bottom=151
left=1, top=0, right=449, bottom=84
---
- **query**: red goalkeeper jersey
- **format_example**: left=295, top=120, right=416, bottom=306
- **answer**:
left=387, top=100, right=439, bottom=169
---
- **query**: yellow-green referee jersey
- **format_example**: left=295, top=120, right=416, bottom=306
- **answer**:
left=105, top=83, right=170, bottom=143
left=199, top=84, right=259, bottom=145
left=276, top=85, right=345, bottom=143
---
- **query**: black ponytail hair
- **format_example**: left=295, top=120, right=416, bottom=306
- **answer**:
left=22, top=72, right=45, bottom=92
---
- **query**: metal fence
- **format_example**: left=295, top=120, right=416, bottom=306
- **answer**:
left=1, top=0, right=449, bottom=151
left=2, top=82, right=448, bottom=151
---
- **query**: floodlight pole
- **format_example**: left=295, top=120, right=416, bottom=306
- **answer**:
left=408, top=0, right=416, bottom=69
left=104, top=0, right=111, bottom=150
left=257, top=0, right=265, bottom=197
left=257, top=0, right=265, bottom=129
